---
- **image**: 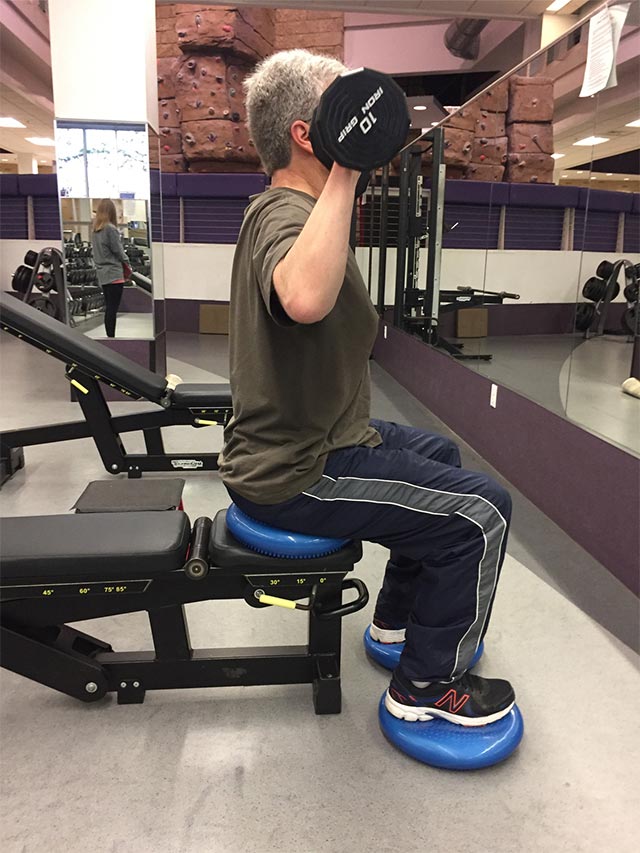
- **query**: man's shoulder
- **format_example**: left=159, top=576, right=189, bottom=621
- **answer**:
left=246, top=187, right=315, bottom=224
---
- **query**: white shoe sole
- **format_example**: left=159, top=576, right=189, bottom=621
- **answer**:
left=369, top=623, right=406, bottom=644
left=384, top=690, right=514, bottom=727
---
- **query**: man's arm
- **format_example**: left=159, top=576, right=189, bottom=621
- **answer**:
left=273, top=165, right=359, bottom=324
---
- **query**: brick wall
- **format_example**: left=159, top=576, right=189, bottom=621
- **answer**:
left=274, top=9, right=344, bottom=60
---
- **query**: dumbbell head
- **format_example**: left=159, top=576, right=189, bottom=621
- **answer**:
left=12, top=265, right=32, bottom=293
left=624, top=282, right=639, bottom=303
left=596, top=259, right=614, bottom=280
left=24, top=250, right=38, bottom=267
left=575, top=302, right=595, bottom=331
left=310, top=67, right=410, bottom=172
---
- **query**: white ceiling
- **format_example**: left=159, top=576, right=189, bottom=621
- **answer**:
left=0, top=83, right=55, bottom=162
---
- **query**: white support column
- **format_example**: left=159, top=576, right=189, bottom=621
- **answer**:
left=48, top=0, right=158, bottom=130
left=16, top=152, right=38, bottom=174
left=616, top=212, right=625, bottom=254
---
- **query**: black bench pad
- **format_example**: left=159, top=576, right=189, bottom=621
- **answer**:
left=209, top=509, right=362, bottom=571
left=171, top=383, right=232, bottom=409
left=74, top=478, right=185, bottom=513
left=0, top=512, right=191, bottom=579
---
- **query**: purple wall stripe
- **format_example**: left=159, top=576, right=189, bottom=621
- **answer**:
left=33, top=197, right=62, bottom=240
left=0, top=197, right=28, bottom=239
left=161, top=197, right=181, bottom=243
left=623, top=213, right=639, bottom=254
left=573, top=209, right=619, bottom=252
left=372, top=323, right=640, bottom=595
left=183, top=197, right=248, bottom=244
left=504, top=207, right=564, bottom=251
left=443, top=203, right=501, bottom=249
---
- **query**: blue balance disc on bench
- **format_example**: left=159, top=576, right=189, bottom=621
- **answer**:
left=363, top=627, right=485, bottom=671
left=378, top=695, right=524, bottom=770
left=226, top=503, right=349, bottom=558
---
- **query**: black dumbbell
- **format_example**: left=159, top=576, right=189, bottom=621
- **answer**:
left=24, top=250, right=38, bottom=267
left=310, top=67, right=410, bottom=173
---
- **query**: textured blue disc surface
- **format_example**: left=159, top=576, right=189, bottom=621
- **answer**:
left=226, top=503, right=349, bottom=559
left=364, top=628, right=484, bottom=671
left=378, top=694, right=523, bottom=770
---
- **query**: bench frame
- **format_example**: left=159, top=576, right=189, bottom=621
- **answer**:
left=0, top=370, right=232, bottom=482
left=0, top=558, right=356, bottom=714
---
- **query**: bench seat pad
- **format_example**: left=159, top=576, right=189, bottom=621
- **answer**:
left=0, top=512, right=190, bottom=579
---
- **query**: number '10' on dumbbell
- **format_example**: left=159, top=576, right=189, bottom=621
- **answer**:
left=309, top=67, right=410, bottom=175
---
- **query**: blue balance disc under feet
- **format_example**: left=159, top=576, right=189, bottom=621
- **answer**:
left=378, top=695, right=524, bottom=770
left=363, top=627, right=484, bottom=671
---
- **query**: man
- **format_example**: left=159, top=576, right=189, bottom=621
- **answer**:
left=219, top=49, right=515, bottom=726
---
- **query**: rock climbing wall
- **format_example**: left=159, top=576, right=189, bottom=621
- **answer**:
left=421, top=76, right=555, bottom=184
left=156, top=4, right=344, bottom=173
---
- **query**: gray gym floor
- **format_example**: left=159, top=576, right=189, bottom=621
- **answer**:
left=0, top=330, right=638, bottom=853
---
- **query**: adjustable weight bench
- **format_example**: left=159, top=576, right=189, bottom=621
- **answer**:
left=0, top=509, right=366, bottom=713
left=0, top=292, right=233, bottom=484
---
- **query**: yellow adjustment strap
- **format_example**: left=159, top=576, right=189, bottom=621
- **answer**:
left=194, top=418, right=220, bottom=426
left=257, top=593, right=297, bottom=610
left=70, top=379, right=89, bottom=395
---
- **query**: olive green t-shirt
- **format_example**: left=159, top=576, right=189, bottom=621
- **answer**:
left=219, top=187, right=381, bottom=505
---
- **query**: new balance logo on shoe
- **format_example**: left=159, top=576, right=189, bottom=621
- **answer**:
left=434, top=689, right=470, bottom=714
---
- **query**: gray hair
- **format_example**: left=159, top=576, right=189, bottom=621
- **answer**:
left=244, top=49, right=347, bottom=175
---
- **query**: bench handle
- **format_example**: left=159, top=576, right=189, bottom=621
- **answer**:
left=314, top=578, right=369, bottom=620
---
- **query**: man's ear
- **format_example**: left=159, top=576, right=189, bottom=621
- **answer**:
left=290, top=120, right=314, bottom=156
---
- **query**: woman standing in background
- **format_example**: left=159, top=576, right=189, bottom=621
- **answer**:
left=91, top=199, right=131, bottom=338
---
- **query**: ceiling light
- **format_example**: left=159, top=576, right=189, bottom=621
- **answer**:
left=624, top=119, right=640, bottom=128
left=551, top=153, right=565, bottom=159
left=431, top=121, right=439, bottom=126
left=0, top=117, right=26, bottom=128
left=606, top=172, right=613, bottom=176
left=624, top=177, right=630, bottom=181
left=546, top=0, right=573, bottom=11
left=573, top=136, right=610, bottom=146
left=1, top=158, right=8, bottom=162
left=561, top=174, right=568, bottom=178
left=413, top=105, right=427, bottom=112
left=25, top=137, right=55, bottom=146
left=590, top=176, right=597, bottom=180
left=577, top=171, right=584, bottom=174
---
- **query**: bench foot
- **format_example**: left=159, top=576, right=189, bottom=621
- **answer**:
left=313, top=654, right=341, bottom=714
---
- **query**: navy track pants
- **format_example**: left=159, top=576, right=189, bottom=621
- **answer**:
left=227, top=419, right=512, bottom=682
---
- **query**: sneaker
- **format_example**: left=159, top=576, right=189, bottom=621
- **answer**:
left=385, top=667, right=515, bottom=727
left=369, top=620, right=406, bottom=644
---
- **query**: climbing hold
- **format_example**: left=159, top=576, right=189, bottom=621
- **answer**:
left=222, top=24, right=232, bottom=33
left=192, top=81, right=199, bottom=90
left=163, top=112, right=169, bottom=120
left=158, top=76, right=164, bottom=84
left=231, top=112, right=240, bottom=122
left=229, top=87, right=236, bottom=97
left=208, top=107, right=215, bottom=115
left=195, top=99, right=202, bottom=108
left=224, top=109, right=230, bottom=117
left=195, top=13, right=202, bottom=25
left=163, top=145, right=170, bottom=152
left=519, top=143, right=526, bottom=150
left=177, top=72, right=183, bottom=80
left=216, top=75, right=224, bottom=83
left=208, top=133, right=217, bottom=142
left=187, top=60, right=196, bottom=70
left=177, top=31, right=186, bottom=39
left=201, top=67, right=207, bottom=76
left=480, top=154, right=486, bottom=161
left=185, top=133, right=196, bottom=145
